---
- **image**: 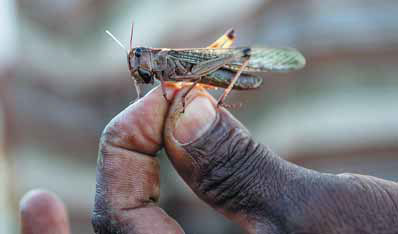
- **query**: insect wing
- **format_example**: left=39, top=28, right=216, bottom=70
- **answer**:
left=167, top=47, right=305, bottom=73
left=226, top=47, right=306, bottom=73
left=167, top=49, right=218, bottom=64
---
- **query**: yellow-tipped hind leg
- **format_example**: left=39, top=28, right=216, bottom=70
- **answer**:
left=208, top=28, right=236, bottom=49
left=198, top=28, right=237, bottom=90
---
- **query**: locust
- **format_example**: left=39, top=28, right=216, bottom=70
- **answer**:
left=106, top=24, right=306, bottom=110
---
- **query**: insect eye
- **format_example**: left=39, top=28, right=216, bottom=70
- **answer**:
left=135, top=48, right=142, bottom=57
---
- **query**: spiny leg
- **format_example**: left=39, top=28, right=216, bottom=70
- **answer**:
left=217, top=58, right=250, bottom=108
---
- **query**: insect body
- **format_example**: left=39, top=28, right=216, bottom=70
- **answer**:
left=107, top=25, right=306, bottom=109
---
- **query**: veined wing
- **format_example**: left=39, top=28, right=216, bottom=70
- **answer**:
left=167, top=47, right=306, bottom=73
left=228, top=47, right=306, bottom=72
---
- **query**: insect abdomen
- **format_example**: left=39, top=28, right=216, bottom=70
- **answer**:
left=201, top=69, right=262, bottom=90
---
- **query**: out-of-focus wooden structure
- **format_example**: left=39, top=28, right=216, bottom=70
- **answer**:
left=249, top=1, right=398, bottom=181
left=0, top=86, right=13, bottom=234
left=0, top=0, right=17, bottom=232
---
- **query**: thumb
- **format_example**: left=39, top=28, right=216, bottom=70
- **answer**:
left=163, top=87, right=271, bottom=232
left=163, top=87, right=398, bottom=234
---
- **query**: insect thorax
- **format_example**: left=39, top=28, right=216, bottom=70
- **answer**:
left=152, top=51, right=194, bottom=81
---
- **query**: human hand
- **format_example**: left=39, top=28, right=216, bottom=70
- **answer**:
left=20, top=85, right=398, bottom=234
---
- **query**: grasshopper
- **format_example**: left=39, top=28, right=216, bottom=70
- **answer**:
left=106, top=24, right=305, bottom=110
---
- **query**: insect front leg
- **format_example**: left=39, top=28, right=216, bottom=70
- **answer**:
left=154, top=71, right=170, bottom=103
left=134, top=80, right=141, bottom=98
left=152, top=54, right=180, bottom=103
left=130, top=79, right=141, bottom=104
left=180, top=77, right=202, bottom=113
left=168, top=74, right=202, bottom=112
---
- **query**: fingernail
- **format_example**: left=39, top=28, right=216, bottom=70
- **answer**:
left=174, top=96, right=216, bottom=144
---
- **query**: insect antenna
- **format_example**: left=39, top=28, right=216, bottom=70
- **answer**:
left=105, top=30, right=129, bottom=55
left=106, top=24, right=142, bottom=103
left=130, top=22, right=134, bottom=51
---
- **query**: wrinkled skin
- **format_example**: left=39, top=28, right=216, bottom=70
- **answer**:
left=20, top=85, right=398, bottom=234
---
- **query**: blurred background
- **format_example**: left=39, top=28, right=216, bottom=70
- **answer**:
left=1, top=0, right=398, bottom=233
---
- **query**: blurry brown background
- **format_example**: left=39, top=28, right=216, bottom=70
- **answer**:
left=1, top=0, right=397, bottom=233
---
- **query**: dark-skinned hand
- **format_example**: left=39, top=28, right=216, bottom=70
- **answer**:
left=20, top=85, right=398, bottom=234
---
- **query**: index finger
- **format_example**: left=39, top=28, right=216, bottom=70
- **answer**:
left=92, top=84, right=184, bottom=234
left=98, top=85, right=176, bottom=156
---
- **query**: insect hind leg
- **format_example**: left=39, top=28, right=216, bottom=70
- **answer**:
left=217, top=56, right=250, bottom=108
left=208, top=28, right=236, bottom=49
